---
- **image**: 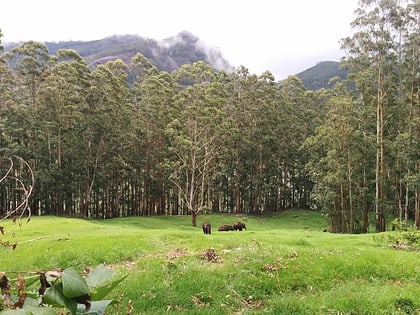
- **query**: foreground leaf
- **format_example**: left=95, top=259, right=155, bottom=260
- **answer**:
left=86, top=265, right=127, bottom=301
left=76, top=300, right=116, bottom=315
left=85, top=264, right=115, bottom=288
left=25, top=306, right=57, bottom=315
left=0, top=306, right=57, bottom=315
left=0, top=310, right=31, bottom=315
left=62, top=268, right=90, bottom=298
left=44, top=283, right=77, bottom=314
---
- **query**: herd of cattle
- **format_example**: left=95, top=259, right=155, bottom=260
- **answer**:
left=201, top=221, right=247, bottom=234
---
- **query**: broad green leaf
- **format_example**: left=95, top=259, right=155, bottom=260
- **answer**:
left=22, top=297, right=41, bottom=307
left=85, top=264, right=127, bottom=301
left=0, top=310, right=31, bottom=315
left=62, top=268, right=90, bottom=298
left=44, top=283, right=77, bottom=314
left=76, top=300, right=116, bottom=315
left=0, top=306, right=56, bottom=315
left=90, top=275, right=127, bottom=301
left=85, top=264, right=115, bottom=288
left=22, top=306, right=57, bottom=315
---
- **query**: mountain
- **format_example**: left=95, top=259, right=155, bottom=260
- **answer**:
left=6, top=31, right=233, bottom=73
left=296, top=61, right=349, bottom=90
left=5, top=34, right=347, bottom=89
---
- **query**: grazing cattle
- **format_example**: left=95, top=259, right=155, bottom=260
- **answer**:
left=202, top=222, right=211, bottom=234
left=233, top=221, right=247, bottom=231
left=218, top=224, right=234, bottom=231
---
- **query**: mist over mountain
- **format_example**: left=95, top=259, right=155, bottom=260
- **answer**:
left=42, top=31, right=233, bottom=73
left=4, top=31, right=346, bottom=89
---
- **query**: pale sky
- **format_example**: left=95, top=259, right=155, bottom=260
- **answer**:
left=1, top=0, right=358, bottom=79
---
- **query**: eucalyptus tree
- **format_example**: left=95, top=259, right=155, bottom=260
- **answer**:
left=341, top=0, right=418, bottom=231
left=132, top=71, right=178, bottom=215
left=129, top=53, right=178, bottom=215
left=86, top=59, right=135, bottom=218
left=277, top=75, right=316, bottom=209
left=239, top=70, right=292, bottom=213
left=35, top=49, right=91, bottom=215
left=0, top=29, right=7, bottom=145
left=249, top=71, right=286, bottom=212
left=2, top=42, right=50, bottom=159
left=221, top=67, right=295, bottom=213
left=305, top=82, right=374, bottom=233
left=168, top=61, right=228, bottom=225
left=129, top=52, right=159, bottom=86
left=396, top=1, right=420, bottom=229
left=4, top=41, right=50, bottom=107
left=222, top=66, right=263, bottom=213
left=0, top=42, right=14, bottom=147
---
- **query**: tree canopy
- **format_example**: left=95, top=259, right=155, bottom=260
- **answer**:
left=0, top=0, right=418, bottom=232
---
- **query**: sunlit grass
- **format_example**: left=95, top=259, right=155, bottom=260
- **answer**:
left=1, top=210, right=419, bottom=314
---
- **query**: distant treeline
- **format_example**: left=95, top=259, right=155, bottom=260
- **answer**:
left=0, top=0, right=418, bottom=232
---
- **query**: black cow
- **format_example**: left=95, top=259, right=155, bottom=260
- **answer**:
left=233, top=221, right=247, bottom=231
left=202, top=222, right=211, bottom=234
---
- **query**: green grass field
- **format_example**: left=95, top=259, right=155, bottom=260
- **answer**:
left=1, top=210, right=419, bottom=314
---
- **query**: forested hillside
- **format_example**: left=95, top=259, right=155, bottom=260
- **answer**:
left=296, top=61, right=349, bottom=90
left=5, top=32, right=345, bottom=89
left=5, top=31, right=233, bottom=74
left=0, top=0, right=418, bottom=233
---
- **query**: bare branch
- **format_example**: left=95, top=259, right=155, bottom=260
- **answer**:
left=0, top=155, right=34, bottom=248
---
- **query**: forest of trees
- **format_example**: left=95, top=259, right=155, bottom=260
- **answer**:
left=0, top=0, right=418, bottom=232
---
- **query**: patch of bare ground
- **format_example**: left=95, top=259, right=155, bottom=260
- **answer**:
left=231, top=289, right=264, bottom=311
left=105, top=248, right=189, bottom=271
left=200, top=248, right=221, bottom=263
left=390, top=240, right=419, bottom=251
left=166, top=248, right=188, bottom=259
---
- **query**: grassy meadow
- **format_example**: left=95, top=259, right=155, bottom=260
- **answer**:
left=1, top=210, right=419, bottom=314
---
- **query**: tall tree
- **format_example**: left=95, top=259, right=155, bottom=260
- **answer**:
left=4, top=41, right=50, bottom=108
left=2, top=41, right=50, bottom=154
left=36, top=49, right=91, bottom=215
left=83, top=59, right=134, bottom=218
left=132, top=71, right=178, bottom=215
left=0, top=35, right=14, bottom=148
left=305, top=83, right=374, bottom=233
left=278, top=76, right=315, bottom=210
left=398, top=1, right=420, bottom=229
left=341, top=0, right=418, bottom=231
left=168, top=61, right=227, bottom=225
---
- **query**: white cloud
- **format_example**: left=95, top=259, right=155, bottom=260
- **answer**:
left=0, top=0, right=358, bottom=79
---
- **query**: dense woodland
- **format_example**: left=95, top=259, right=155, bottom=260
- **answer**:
left=0, top=0, right=419, bottom=232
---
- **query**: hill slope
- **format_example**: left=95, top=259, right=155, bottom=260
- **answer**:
left=5, top=34, right=347, bottom=87
left=296, top=60, right=349, bottom=90
left=7, top=31, right=233, bottom=73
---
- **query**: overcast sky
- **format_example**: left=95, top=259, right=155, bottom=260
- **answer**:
left=1, top=0, right=359, bottom=79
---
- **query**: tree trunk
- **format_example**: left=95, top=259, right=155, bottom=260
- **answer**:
left=416, top=161, right=420, bottom=230
left=362, top=164, right=369, bottom=233
left=375, top=63, right=386, bottom=232
left=347, top=147, right=354, bottom=232
left=191, top=210, right=198, bottom=227
left=415, top=189, right=420, bottom=230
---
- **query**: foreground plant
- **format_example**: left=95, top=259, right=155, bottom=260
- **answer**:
left=1, top=156, right=126, bottom=314
left=0, top=264, right=127, bottom=315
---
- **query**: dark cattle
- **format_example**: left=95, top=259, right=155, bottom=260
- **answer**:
left=202, top=222, right=211, bottom=234
left=233, top=221, right=247, bottom=231
left=218, top=224, right=234, bottom=231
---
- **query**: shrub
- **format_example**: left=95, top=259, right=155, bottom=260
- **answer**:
left=0, top=264, right=126, bottom=315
